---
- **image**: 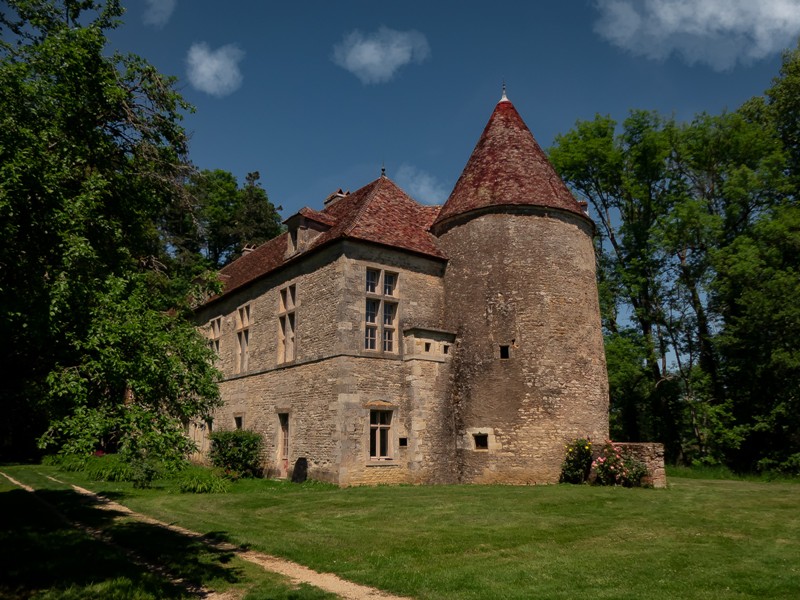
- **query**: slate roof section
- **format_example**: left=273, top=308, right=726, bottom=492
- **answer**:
left=432, top=97, right=588, bottom=232
left=207, top=176, right=444, bottom=304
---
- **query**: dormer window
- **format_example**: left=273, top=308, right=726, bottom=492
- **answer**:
left=283, top=209, right=334, bottom=258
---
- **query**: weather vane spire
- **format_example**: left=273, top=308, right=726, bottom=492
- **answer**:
left=500, top=81, right=508, bottom=102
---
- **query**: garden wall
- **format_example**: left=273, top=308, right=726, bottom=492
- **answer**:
left=616, top=442, right=667, bottom=488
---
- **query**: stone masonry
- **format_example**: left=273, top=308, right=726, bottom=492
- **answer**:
left=192, top=93, right=651, bottom=486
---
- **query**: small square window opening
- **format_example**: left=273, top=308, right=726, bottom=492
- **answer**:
left=473, top=433, right=489, bottom=450
left=500, top=345, right=510, bottom=359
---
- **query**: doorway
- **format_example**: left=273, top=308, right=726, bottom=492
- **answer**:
left=278, top=413, right=289, bottom=478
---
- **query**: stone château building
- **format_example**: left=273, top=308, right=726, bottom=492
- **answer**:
left=192, top=92, right=610, bottom=485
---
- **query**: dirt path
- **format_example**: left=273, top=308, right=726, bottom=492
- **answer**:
left=1, top=470, right=412, bottom=600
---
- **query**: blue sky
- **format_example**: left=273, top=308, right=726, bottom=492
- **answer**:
left=111, top=1, right=800, bottom=217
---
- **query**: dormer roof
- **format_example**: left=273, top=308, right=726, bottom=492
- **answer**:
left=206, top=176, right=444, bottom=304
left=432, top=96, right=587, bottom=233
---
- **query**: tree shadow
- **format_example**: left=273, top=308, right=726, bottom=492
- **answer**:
left=0, top=487, right=243, bottom=599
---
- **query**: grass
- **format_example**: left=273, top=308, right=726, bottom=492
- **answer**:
left=0, top=468, right=335, bottom=599
left=2, top=465, right=800, bottom=599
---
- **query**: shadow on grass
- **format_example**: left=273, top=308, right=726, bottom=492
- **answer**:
left=0, top=487, right=243, bottom=599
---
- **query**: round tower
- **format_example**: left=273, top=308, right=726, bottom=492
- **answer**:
left=432, top=93, right=609, bottom=484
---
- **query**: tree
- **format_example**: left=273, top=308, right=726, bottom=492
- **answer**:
left=550, top=104, right=787, bottom=466
left=178, top=170, right=283, bottom=269
left=0, top=0, right=220, bottom=464
left=713, top=204, right=800, bottom=473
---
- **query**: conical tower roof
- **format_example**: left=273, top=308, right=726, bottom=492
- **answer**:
left=432, top=94, right=587, bottom=233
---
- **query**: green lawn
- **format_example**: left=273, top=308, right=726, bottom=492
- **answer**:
left=2, top=465, right=799, bottom=599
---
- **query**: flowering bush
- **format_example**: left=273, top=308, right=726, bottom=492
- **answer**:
left=592, top=442, right=649, bottom=487
left=559, top=438, right=593, bottom=483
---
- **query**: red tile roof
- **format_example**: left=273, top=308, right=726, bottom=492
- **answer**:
left=432, top=98, right=588, bottom=232
left=206, top=176, right=444, bottom=304
left=293, top=206, right=337, bottom=227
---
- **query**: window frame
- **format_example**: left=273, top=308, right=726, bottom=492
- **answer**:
left=278, top=284, right=297, bottom=363
left=208, top=316, right=222, bottom=355
left=235, top=304, right=251, bottom=373
left=364, top=268, right=399, bottom=354
left=369, top=409, right=393, bottom=460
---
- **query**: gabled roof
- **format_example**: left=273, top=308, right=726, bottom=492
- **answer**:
left=432, top=96, right=587, bottom=232
left=207, top=176, right=445, bottom=304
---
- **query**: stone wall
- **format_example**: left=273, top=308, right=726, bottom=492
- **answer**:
left=438, top=209, right=610, bottom=484
left=616, top=442, right=667, bottom=488
left=194, top=240, right=455, bottom=485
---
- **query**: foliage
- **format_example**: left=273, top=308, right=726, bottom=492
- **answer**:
left=549, top=49, right=796, bottom=472
left=168, top=169, right=284, bottom=269
left=82, top=453, right=136, bottom=483
left=712, top=203, right=800, bottom=473
left=209, top=430, right=264, bottom=478
left=591, top=442, right=649, bottom=487
left=177, top=465, right=231, bottom=494
left=0, top=0, right=221, bottom=463
left=559, top=438, right=593, bottom=483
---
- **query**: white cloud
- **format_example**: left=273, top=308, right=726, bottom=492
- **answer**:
left=186, top=43, right=245, bottom=97
left=332, top=27, right=430, bottom=84
left=143, top=0, right=176, bottom=28
left=395, top=164, right=449, bottom=205
left=593, top=0, right=800, bottom=70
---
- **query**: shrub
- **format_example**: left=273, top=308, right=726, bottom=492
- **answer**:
left=559, top=438, right=593, bottom=483
left=83, top=454, right=136, bottom=483
left=209, top=430, right=264, bottom=478
left=46, top=452, right=166, bottom=488
left=178, top=467, right=231, bottom=494
left=592, top=442, right=649, bottom=487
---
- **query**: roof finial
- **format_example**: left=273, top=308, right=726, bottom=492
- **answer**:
left=381, top=162, right=386, bottom=178
left=500, top=81, right=509, bottom=103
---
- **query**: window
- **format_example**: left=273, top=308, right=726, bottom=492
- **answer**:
left=499, top=345, right=510, bottom=359
left=370, top=410, right=392, bottom=459
left=364, top=268, right=398, bottom=353
left=278, top=284, right=296, bottom=362
left=366, top=269, right=379, bottom=293
left=383, top=272, right=397, bottom=296
left=208, top=317, right=222, bottom=354
left=365, top=299, right=379, bottom=350
left=473, top=433, right=489, bottom=450
left=234, top=415, right=243, bottom=430
left=235, top=304, right=251, bottom=373
left=382, top=302, right=396, bottom=351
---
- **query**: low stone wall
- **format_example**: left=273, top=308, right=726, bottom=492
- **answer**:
left=616, top=442, right=667, bottom=488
